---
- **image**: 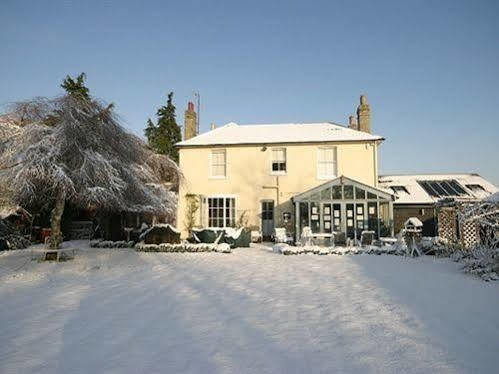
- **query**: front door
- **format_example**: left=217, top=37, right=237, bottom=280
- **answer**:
left=261, top=201, right=274, bottom=241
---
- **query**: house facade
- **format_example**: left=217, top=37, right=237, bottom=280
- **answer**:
left=176, top=96, right=395, bottom=240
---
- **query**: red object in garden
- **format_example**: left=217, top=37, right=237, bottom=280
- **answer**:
left=41, top=228, right=51, bottom=242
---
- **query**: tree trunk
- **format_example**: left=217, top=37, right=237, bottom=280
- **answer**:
left=48, top=189, right=66, bottom=249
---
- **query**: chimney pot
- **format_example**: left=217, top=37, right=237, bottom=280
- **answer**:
left=348, top=115, right=358, bottom=130
left=184, top=102, right=197, bottom=140
left=356, top=94, right=371, bottom=133
left=210, top=122, right=216, bottom=130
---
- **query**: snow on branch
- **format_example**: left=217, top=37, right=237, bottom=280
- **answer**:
left=0, top=95, right=180, bottom=218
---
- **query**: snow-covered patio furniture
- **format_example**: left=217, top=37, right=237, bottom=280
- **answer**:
left=139, top=224, right=181, bottom=245
left=223, top=228, right=251, bottom=248
left=360, top=230, right=376, bottom=246
left=300, top=226, right=314, bottom=246
left=274, top=228, right=294, bottom=245
left=333, top=232, right=346, bottom=247
left=380, top=237, right=397, bottom=246
left=251, top=230, right=262, bottom=243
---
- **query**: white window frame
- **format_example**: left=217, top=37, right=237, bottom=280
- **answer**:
left=317, top=146, right=337, bottom=180
left=209, top=149, right=227, bottom=179
left=270, top=147, right=287, bottom=176
left=204, top=195, right=237, bottom=228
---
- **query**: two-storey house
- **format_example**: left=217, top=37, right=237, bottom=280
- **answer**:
left=176, top=96, right=395, bottom=241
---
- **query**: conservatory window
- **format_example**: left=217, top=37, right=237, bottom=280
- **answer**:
left=211, top=149, right=226, bottom=178
left=317, top=147, right=337, bottom=179
left=271, top=148, right=287, bottom=174
left=207, top=197, right=235, bottom=228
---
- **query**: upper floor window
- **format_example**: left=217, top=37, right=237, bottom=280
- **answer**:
left=271, top=148, right=286, bottom=175
left=317, top=147, right=337, bottom=179
left=210, top=149, right=226, bottom=178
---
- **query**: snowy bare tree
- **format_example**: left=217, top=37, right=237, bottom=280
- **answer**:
left=458, top=193, right=499, bottom=249
left=0, top=95, right=180, bottom=248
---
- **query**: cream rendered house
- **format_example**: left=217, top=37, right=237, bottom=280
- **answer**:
left=176, top=96, right=395, bottom=241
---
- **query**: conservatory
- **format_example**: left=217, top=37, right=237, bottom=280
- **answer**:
left=292, top=176, right=395, bottom=241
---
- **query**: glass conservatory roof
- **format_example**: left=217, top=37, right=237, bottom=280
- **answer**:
left=293, top=176, right=394, bottom=202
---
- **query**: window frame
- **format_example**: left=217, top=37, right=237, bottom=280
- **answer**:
left=270, top=147, right=287, bottom=176
left=205, top=195, right=237, bottom=228
left=209, top=149, right=227, bottom=179
left=390, top=185, right=410, bottom=196
left=317, top=146, right=337, bottom=180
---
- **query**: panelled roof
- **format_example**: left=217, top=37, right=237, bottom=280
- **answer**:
left=378, top=174, right=498, bottom=204
left=176, top=122, right=384, bottom=147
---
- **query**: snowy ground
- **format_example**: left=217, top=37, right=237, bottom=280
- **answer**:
left=1, top=241, right=498, bottom=374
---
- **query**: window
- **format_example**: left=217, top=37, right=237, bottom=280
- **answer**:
left=418, top=180, right=468, bottom=198
left=211, top=150, right=226, bottom=178
left=390, top=186, right=410, bottom=196
left=207, top=197, right=235, bottom=228
left=317, top=147, right=337, bottom=179
left=271, top=148, right=286, bottom=174
left=466, top=184, right=488, bottom=198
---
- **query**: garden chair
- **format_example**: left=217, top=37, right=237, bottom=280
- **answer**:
left=360, top=230, right=376, bottom=247
left=300, top=226, right=314, bottom=246
left=274, top=228, right=294, bottom=245
left=333, top=232, right=346, bottom=247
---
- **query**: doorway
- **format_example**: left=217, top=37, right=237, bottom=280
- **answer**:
left=261, top=200, right=274, bottom=241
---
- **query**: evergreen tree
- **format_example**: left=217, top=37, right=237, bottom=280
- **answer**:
left=61, top=73, right=90, bottom=100
left=144, top=92, right=182, bottom=162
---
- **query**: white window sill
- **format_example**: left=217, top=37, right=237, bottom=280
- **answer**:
left=270, top=172, right=287, bottom=176
left=209, top=176, right=227, bottom=180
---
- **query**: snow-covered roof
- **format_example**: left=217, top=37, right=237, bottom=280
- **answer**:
left=176, top=122, right=384, bottom=147
left=379, top=174, right=498, bottom=205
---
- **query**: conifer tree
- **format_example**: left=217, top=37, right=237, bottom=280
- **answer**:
left=61, top=73, right=90, bottom=100
left=144, top=92, right=181, bottom=162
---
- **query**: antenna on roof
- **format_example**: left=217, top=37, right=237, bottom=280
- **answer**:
left=194, top=92, right=200, bottom=134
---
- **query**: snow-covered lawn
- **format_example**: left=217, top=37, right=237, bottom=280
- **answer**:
left=1, top=242, right=498, bottom=374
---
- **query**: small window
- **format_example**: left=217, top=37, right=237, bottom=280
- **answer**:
left=271, top=148, right=286, bottom=174
left=317, top=147, right=337, bottom=179
left=466, top=184, right=488, bottom=198
left=390, top=186, right=410, bottom=196
left=355, top=187, right=366, bottom=199
left=211, top=150, right=226, bottom=178
left=466, top=184, right=486, bottom=192
left=344, top=185, right=354, bottom=199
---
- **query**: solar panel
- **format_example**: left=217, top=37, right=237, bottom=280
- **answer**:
left=418, top=180, right=469, bottom=198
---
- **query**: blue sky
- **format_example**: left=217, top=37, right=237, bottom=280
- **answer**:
left=1, top=0, right=498, bottom=184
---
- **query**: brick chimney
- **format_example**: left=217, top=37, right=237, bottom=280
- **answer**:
left=184, top=101, right=197, bottom=140
left=356, top=94, right=371, bottom=133
left=210, top=122, right=216, bottom=130
left=348, top=115, right=358, bottom=130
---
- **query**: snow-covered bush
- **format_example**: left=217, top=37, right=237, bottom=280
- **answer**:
left=450, top=247, right=499, bottom=281
left=90, top=239, right=135, bottom=248
left=135, top=242, right=232, bottom=253
left=272, top=244, right=406, bottom=256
